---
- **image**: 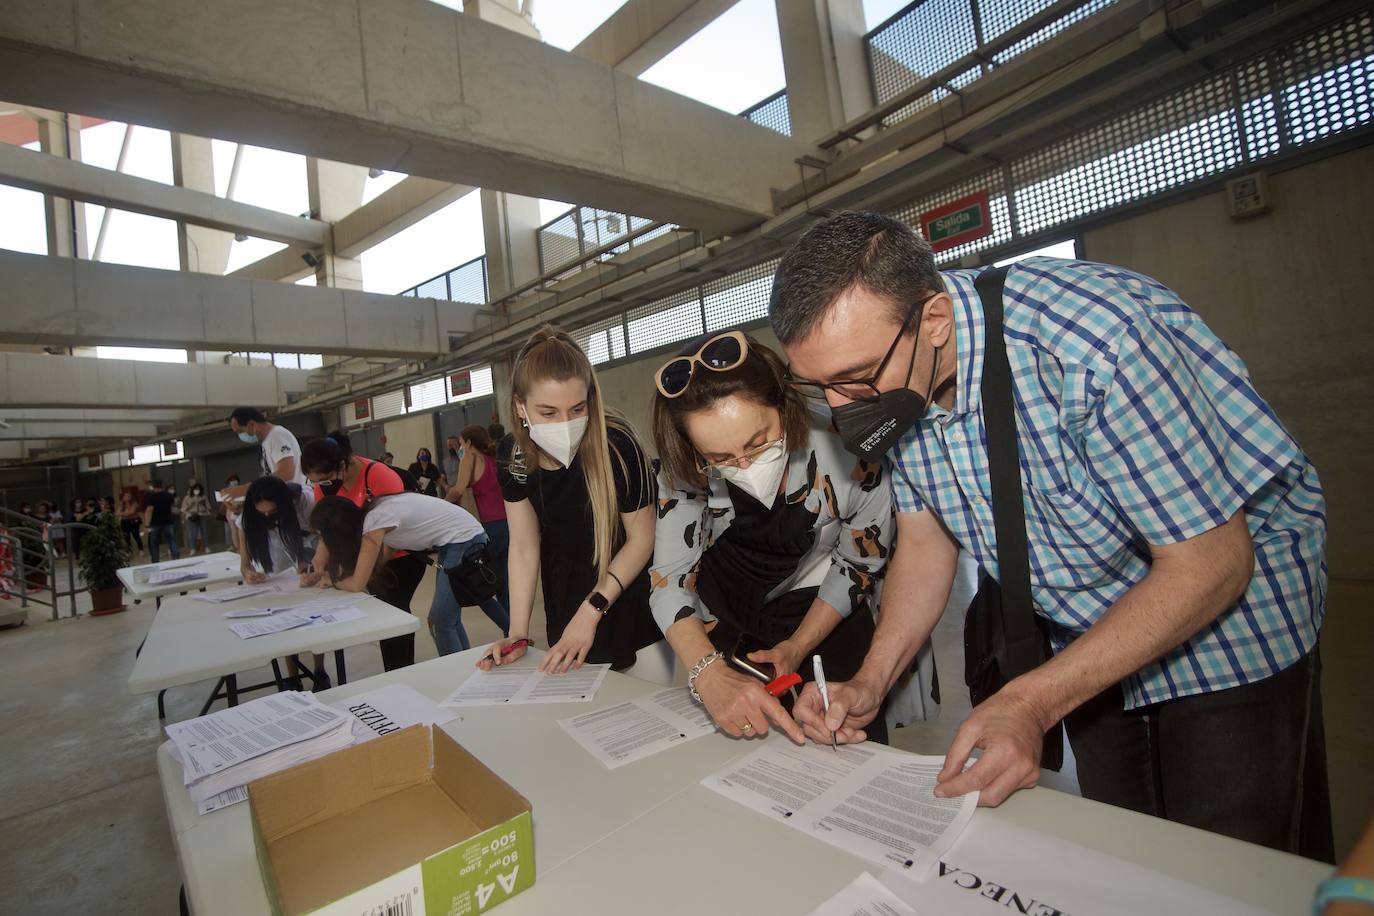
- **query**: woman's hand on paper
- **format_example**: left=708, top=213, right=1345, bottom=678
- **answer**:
left=243, top=567, right=266, bottom=584
left=933, top=681, right=1046, bottom=806
left=478, top=635, right=528, bottom=671
left=792, top=676, right=883, bottom=746
left=747, top=638, right=804, bottom=677
left=538, top=603, right=600, bottom=675
left=697, top=662, right=805, bottom=744
left=298, top=570, right=323, bottom=588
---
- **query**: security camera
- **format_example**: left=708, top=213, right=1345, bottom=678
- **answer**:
left=301, top=251, right=323, bottom=269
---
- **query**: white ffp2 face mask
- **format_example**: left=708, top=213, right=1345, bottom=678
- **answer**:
left=526, top=415, right=589, bottom=468
left=715, top=442, right=788, bottom=508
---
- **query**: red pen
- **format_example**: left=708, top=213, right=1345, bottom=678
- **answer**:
left=481, top=638, right=533, bottom=665
left=765, top=672, right=802, bottom=700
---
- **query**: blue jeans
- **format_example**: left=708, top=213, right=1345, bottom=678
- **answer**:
left=429, top=538, right=510, bottom=656
left=185, top=515, right=209, bottom=549
left=148, top=524, right=180, bottom=563
left=482, top=519, right=511, bottom=618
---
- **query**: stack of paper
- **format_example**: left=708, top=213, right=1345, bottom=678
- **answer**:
left=171, top=684, right=455, bottom=815
left=167, top=692, right=354, bottom=813
left=148, top=567, right=208, bottom=585
left=558, top=687, right=716, bottom=769
left=225, top=594, right=369, bottom=639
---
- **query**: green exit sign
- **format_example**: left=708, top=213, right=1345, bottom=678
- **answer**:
left=920, top=190, right=992, bottom=253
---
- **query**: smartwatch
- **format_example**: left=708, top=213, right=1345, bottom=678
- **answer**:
left=587, top=591, right=610, bottom=615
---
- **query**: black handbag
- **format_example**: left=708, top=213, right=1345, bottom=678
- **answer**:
left=962, top=265, right=1065, bottom=772
left=438, top=543, right=500, bottom=606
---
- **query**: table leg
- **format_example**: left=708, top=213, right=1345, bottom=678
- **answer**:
left=198, top=678, right=228, bottom=717
left=154, top=595, right=162, bottom=610
left=334, top=648, right=347, bottom=685
left=157, top=690, right=167, bottom=719
left=179, top=884, right=190, bottom=916
left=271, top=659, right=288, bottom=691
left=225, top=673, right=239, bottom=707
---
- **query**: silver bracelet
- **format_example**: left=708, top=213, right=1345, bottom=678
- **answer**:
left=688, top=651, right=724, bottom=704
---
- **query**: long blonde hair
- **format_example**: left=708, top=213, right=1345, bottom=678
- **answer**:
left=509, top=326, right=642, bottom=581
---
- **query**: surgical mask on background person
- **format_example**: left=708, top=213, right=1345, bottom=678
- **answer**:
left=831, top=344, right=942, bottom=460
left=714, top=441, right=788, bottom=509
left=526, top=416, right=588, bottom=468
left=237, top=431, right=258, bottom=444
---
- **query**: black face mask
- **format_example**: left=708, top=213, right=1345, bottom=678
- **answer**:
left=448, top=447, right=457, bottom=457
left=831, top=340, right=942, bottom=461
left=318, top=479, right=344, bottom=497
left=263, top=513, right=280, bottom=528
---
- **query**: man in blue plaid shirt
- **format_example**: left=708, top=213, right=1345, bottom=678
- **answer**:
left=770, top=211, right=1331, bottom=859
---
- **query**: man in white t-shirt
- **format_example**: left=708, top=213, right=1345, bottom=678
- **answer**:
left=229, top=407, right=308, bottom=487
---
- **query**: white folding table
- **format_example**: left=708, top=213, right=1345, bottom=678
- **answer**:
left=117, top=552, right=244, bottom=607
left=156, top=648, right=1332, bottom=916
left=129, top=589, right=419, bottom=718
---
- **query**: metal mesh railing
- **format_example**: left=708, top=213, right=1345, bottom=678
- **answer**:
left=399, top=254, right=488, bottom=303
left=740, top=90, right=792, bottom=136
left=536, top=206, right=678, bottom=275
left=567, top=7, right=1374, bottom=362
left=864, top=0, right=1116, bottom=127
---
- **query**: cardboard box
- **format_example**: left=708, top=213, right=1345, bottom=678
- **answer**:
left=249, top=724, right=534, bottom=915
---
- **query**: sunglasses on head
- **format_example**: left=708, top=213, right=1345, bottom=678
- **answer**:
left=655, top=331, right=749, bottom=399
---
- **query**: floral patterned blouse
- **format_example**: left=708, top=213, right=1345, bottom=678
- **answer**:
left=649, top=410, right=896, bottom=635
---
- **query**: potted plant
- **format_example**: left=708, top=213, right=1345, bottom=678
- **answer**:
left=80, top=512, right=132, bottom=616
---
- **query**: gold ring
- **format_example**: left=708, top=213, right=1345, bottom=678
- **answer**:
left=741, top=723, right=753, bottom=732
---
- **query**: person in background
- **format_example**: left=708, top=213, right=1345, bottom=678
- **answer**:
left=118, top=492, right=143, bottom=554
left=311, top=493, right=508, bottom=656
left=47, top=503, right=67, bottom=557
left=16, top=501, right=33, bottom=519
left=479, top=327, right=662, bottom=676
left=69, top=498, right=90, bottom=557
left=650, top=331, right=896, bottom=742
left=142, top=480, right=179, bottom=563
left=229, top=407, right=307, bottom=487
left=220, top=473, right=243, bottom=553
left=181, top=482, right=211, bottom=554
left=238, top=475, right=325, bottom=689
left=488, top=422, right=514, bottom=466
left=446, top=424, right=510, bottom=617
left=301, top=432, right=424, bottom=670
left=98, top=496, right=115, bottom=519
left=380, top=451, right=395, bottom=468
left=408, top=448, right=442, bottom=497
left=441, top=435, right=462, bottom=492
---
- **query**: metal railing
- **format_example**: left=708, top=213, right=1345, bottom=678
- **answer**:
left=0, top=506, right=91, bottom=621
left=398, top=254, right=489, bottom=304
left=831, top=0, right=1115, bottom=145
left=536, top=206, right=677, bottom=276
left=739, top=89, right=791, bottom=136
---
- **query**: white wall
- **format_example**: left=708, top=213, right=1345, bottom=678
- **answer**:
left=381, top=412, right=439, bottom=470
left=1083, top=145, right=1374, bottom=580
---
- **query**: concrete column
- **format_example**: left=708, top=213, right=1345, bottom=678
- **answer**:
left=480, top=189, right=544, bottom=300
left=170, top=132, right=232, bottom=275
left=35, top=112, right=87, bottom=258
left=490, top=353, right=514, bottom=429
left=469, top=0, right=544, bottom=301
left=775, top=0, right=873, bottom=143
left=305, top=157, right=368, bottom=289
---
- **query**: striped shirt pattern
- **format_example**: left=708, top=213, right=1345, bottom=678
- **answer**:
left=887, top=258, right=1326, bottom=709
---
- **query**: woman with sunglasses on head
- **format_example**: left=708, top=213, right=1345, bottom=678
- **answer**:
left=650, top=329, right=896, bottom=743
left=300, top=432, right=426, bottom=670
left=478, top=326, right=662, bottom=676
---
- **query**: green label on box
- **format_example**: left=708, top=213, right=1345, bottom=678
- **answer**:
left=422, top=812, right=535, bottom=915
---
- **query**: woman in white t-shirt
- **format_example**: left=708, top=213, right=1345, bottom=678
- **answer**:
left=237, top=476, right=316, bottom=582
left=310, top=493, right=509, bottom=656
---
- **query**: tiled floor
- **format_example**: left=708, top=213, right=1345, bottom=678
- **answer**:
left=0, top=569, right=1367, bottom=914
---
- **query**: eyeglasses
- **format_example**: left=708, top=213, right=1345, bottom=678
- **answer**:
left=655, top=331, right=749, bottom=398
left=697, top=437, right=786, bottom=472
left=784, top=294, right=937, bottom=403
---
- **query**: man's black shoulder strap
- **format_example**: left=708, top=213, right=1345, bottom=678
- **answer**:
left=975, top=265, right=1043, bottom=675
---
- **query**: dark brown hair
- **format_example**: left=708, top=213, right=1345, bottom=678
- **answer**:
left=769, top=211, right=943, bottom=345
left=460, top=424, right=494, bottom=456
left=652, top=331, right=810, bottom=488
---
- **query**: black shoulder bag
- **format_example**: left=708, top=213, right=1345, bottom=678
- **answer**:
left=963, top=265, right=1065, bottom=772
